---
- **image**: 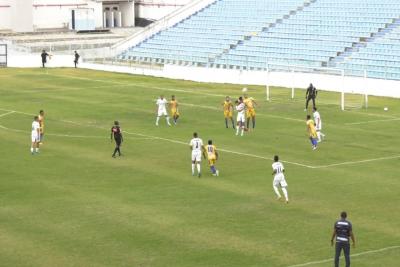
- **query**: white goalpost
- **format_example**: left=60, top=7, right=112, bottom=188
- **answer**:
left=264, top=63, right=368, bottom=110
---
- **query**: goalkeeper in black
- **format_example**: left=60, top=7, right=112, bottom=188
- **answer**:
left=111, top=121, right=123, bottom=158
left=305, top=83, right=318, bottom=110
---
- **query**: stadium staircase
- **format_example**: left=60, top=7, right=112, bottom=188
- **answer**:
left=207, top=0, right=317, bottom=66
left=333, top=19, right=400, bottom=79
left=117, top=0, right=400, bottom=80
left=327, top=18, right=400, bottom=68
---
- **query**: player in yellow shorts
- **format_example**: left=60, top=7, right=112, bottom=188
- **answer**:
left=243, top=94, right=257, bottom=129
left=306, top=115, right=318, bottom=150
left=170, top=95, right=180, bottom=125
left=203, top=139, right=219, bottom=176
left=222, top=96, right=235, bottom=129
left=38, top=110, right=45, bottom=144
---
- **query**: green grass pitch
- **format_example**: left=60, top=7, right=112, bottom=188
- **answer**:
left=0, top=68, right=399, bottom=267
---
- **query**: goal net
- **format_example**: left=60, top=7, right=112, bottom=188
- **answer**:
left=0, top=44, right=7, bottom=67
left=264, top=64, right=367, bottom=110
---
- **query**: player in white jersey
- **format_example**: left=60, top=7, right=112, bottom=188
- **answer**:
left=189, top=132, right=204, bottom=177
left=272, top=155, right=289, bottom=203
left=31, top=116, right=41, bottom=155
left=313, top=107, right=325, bottom=142
left=235, top=97, right=246, bottom=136
left=155, top=95, right=171, bottom=126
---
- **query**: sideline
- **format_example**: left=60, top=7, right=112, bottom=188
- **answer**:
left=287, top=245, right=400, bottom=267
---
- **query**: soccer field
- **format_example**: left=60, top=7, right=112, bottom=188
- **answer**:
left=0, top=68, right=399, bottom=267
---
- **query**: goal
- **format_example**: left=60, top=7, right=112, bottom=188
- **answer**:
left=264, top=64, right=368, bottom=110
left=0, top=44, right=7, bottom=67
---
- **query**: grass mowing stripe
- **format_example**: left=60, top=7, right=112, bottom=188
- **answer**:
left=1, top=108, right=398, bottom=169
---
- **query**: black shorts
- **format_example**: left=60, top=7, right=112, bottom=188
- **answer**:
left=115, top=138, right=122, bottom=146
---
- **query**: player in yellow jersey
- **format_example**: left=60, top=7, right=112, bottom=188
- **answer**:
left=306, top=115, right=318, bottom=150
left=222, top=96, right=235, bottom=129
left=203, top=140, right=219, bottom=176
left=170, top=95, right=180, bottom=125
left=38, top=110, right=45, bottom=144
left=243, top=93, right=257, bottom=129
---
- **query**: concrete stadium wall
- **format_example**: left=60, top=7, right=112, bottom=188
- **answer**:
left=135, top=0, right=191, bottom=20
left=0, top=0, right=12, bottom=30
left=32, top=0, right=103, bottom=29
left=8, top=54, right=77, bottom=68
left=0, top=0, right=104, bottom=31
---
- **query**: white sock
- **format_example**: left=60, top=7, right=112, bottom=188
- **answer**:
left=196, top=163, right=201, bottom=173
left=282, top=187, right=289, bottom=201
left=191, top=164, right=195, bottom=175
left=273, top=186, right=281, bottom=198
left=31, top=147, right=34, bottom=153
left=236, top=126, right=239, bottom=135
left=317, top=132, right=321, bottom=142
left=166, top=116, right=171, bottom=125
left=241, top=128, right=244, bottom=136
left=35, top=148, right=39, bottom=152
left=156, top=116, right=160, bottom=125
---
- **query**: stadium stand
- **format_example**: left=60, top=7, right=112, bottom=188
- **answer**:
left=118, top=0, right=400, bottom=80
left=1, top=28, right=140, bottom=56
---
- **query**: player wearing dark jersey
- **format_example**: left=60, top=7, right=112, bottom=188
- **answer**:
left=305, top=83, right=318, bottom=110
left=111, top=121, right=123, bottom=158
left=41, top=50, right=49, bottom=68
left=331, top=211, right=356, bottom=267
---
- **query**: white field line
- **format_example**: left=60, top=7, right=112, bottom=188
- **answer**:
left=0, top=124, right=155, bottom=140
left=0, top=111, right=15, bottom=118
left=343, top=109, right=399, bottom=119
left=0, top=84, right=130, bottom=95
left=314, top=155, right=400, bottom=169
left=1, top=108, right=399, bottom=169
left=49, top=73, right=227, bottom=97
left=287, top=245, right=400, bottom=267
left=345, top=118, right=400, bottom=125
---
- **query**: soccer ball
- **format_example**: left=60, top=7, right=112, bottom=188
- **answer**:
left=384, top=107, right=388, bottom=111
left=242, top=87, right=248, bottom=93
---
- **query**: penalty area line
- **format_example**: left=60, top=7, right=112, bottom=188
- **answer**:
left=287, top=245, right=400, bottom=267
left=0, top=111, right=16, bottom=118
left=314, top=155, right=400, bottom=169
left=345, top=118, right=400, bottom=125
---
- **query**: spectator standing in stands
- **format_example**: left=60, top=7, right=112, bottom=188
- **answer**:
left=305, top=83, right=317, bottom=111
left=74, top=51, right=80, bottom=68
left=41, top=50, right=49, bottom=68
left=331, top=211, right=356, bottom=267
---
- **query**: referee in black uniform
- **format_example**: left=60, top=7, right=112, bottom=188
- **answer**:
left=111, top=121, right=123, bottom=158
left=331, top=211, right=356, bottom=267
left=305, top=83, right=317, bottom=110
